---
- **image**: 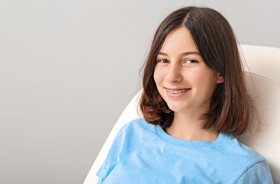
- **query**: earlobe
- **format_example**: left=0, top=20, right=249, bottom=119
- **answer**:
left=217, top=74, right=224, bottom=84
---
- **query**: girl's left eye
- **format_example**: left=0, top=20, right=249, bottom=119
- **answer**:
left=184, top=59, right=198, bottom=64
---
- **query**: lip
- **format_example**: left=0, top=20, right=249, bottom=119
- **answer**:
left=164, top=87, right=191, bottom=99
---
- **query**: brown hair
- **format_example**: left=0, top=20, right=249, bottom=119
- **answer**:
left=139, top=6, right=252, bottom=136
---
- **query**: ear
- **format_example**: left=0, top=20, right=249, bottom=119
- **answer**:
left=216, top=73, right=224, bottom=84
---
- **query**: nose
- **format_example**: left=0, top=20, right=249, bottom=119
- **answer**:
left=165, top=63, right=183, bottom=83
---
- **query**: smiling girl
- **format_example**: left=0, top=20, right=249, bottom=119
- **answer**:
left=97, top=6, right=273, bottom=184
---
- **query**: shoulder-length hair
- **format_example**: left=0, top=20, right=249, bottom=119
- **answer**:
left=139, top=6, right=252, bottom=136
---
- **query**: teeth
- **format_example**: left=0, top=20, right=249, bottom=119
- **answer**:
left=167, top=88, right=189, bottom=94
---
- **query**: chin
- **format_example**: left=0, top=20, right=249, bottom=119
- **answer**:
left=167, top=104, right=188, bottom=113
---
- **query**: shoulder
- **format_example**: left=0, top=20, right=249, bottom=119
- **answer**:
left=218, top=134, right=273, bottom=183
left=234, top=160, right=273, bottom=184
left=219, top=133, right=265, bottom=163
left=108, top=118, right=159, bottom=159
left=118, top=118, right=156, bottom=135
left=232, top=140, right=273, bottom=183
left=115, top=118, right=157, bottom=141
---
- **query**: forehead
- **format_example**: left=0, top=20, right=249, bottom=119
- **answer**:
left=159, top=27, right=198, bottom=54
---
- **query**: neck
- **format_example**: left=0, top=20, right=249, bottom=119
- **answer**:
left=166, top=112, right=218, bottom=142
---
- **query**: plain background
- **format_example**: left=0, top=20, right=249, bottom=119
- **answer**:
left=0, top=0, right=279, bottom=183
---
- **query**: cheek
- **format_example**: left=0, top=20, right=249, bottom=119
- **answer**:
left=153, top=67, right=163, bottom=85
left=187, top=70, right=218, bottom=90
left=184, top=70, right=201, bottom=83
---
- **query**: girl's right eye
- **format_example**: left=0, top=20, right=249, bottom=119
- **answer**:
left=157, top=59, right=168, bottom=63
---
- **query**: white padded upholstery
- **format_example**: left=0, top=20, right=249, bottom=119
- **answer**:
left=238, top=45, right=280, bottom=183
left=83, top=45, right=280, bottom=184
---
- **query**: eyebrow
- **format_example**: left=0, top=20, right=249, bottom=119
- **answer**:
left=158, top=51, right=200, bottom=56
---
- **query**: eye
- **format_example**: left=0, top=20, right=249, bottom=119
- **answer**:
left=157, top=59, right=169, bottom=63
left=184, top=59, right=198, bottom=64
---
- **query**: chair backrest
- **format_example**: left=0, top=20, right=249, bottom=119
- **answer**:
left=83, top=44, right=280, bottom=184
left=238, top=45, right=280, bottom=182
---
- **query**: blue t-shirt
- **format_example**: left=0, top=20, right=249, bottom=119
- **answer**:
left=97, top=118, right=273, bottom=184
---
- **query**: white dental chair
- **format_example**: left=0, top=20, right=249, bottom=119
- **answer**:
left=83, top=44, right=280, bottom=184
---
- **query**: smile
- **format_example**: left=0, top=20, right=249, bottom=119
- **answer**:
left=164, top=88, right=191, bottom=96
left=166, top=88, right=190, bottom=94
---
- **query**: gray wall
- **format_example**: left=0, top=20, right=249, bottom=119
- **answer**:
left=0, top=0, right=279, bottom=183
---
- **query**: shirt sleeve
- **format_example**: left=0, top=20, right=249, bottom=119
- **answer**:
left=235, top=160, right=274, bottom=184
left=96, top=123, right=130, bottom=183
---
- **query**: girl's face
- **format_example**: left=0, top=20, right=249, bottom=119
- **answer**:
left=153, top=27, right=224, bottom=114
